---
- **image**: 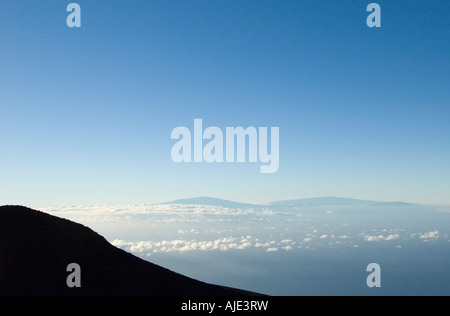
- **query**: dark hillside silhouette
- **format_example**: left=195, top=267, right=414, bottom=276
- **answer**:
left=0, top=205, right=256, bottom=296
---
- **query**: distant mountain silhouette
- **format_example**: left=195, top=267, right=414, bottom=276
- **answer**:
left=164, top=197, right=259, bottom=209
left=0, top=206, right=258, bottom=296
left=165, top=196, right=414, bottom=208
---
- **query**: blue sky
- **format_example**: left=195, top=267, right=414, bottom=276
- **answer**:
left=1, top=1, right=449, bottom=207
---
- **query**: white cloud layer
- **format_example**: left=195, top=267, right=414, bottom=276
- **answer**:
left=363, top=234, right=400, bottom=242
left=112, top=236, right=258, bottom=253
left=112, top=237, right=249, bottom=253
left=111, top=235, right=305, bottom=254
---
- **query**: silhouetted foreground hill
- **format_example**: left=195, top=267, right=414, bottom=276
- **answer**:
left=0, top=206, right=255, bottom=296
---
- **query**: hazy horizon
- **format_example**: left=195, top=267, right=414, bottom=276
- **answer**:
left=19, top=195, right=450, bottom=212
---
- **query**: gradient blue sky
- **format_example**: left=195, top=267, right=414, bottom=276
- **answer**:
left=1, top=1, right=449, bottom=207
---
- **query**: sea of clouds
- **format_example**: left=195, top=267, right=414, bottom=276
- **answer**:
left=42, top=202, right=448, bottom=256
left=40, top=201, right=449, bottom=295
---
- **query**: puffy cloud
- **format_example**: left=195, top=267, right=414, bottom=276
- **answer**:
left=363, top=234, right=400, bottom=242
left=255, top=241, right=272, bottom=248
left=419, top=231, right=439, bottom=240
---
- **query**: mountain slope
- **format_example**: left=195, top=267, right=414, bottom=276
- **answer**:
left=0, top=205, right=254, bottom=296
